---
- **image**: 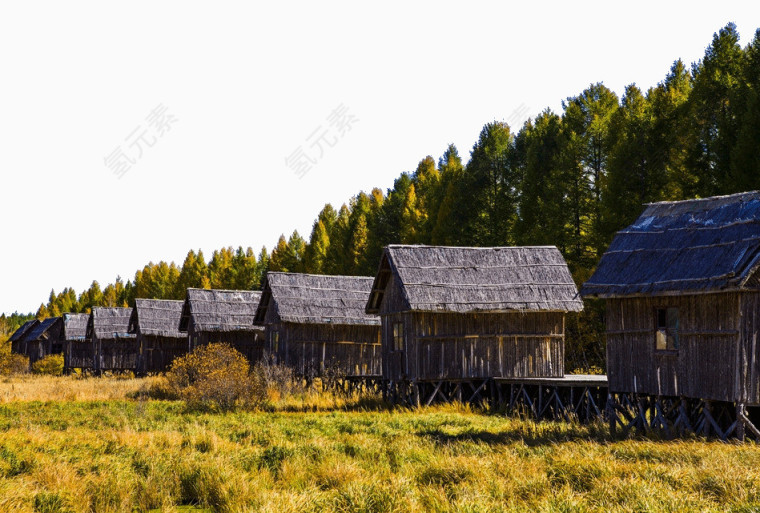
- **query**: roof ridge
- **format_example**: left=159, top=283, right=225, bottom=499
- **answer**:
left=644, top=190, right=760, bottom=207
left=268, top=271, right=375, bottom=280
left=386, top=244, right=559, bottom=250
left=186, top=288, right=261, bottom=294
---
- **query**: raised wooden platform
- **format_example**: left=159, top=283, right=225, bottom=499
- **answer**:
left=381, top=374, right=609, bottom=422
left=607, top=392, right=760, bottom=442
left=493, top=374, right=608, bottom=387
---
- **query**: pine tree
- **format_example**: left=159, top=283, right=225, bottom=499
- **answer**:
left=430, top=145, right=465, bottom=245
left=209, top=248, right=235, bottom=289
left=304, top=219, right=330, bottom=274
left=514, top=110, right=567, bottom=250
left=268, top=236, right=290, bottom=273
left=731, top=29, right=760, bottom=191
left=647, top=59, right=693, bottom=199
left=687, top=23, right=746, bottom=196
left=603, top=84, right=663, bottom=244
left=178, top=250, right=206, bottom=295
left=286, top=231, right=307, bottom=273
left=325, top=205, right=351, bottom=275
left=36, top=304, right=49, bottom=319
left=79, top=281, right=104, bottom=312
left=255, top=247, right=269, bottom=288
left=561, top=83, right=619, bottom=266
left=364, top=188, right=386, bottom=273
left=463, top=121, right=516, bottom=246
left=103, top=284, right=118, bottom=307
left=411, top=156, right=440, bottom=241
left=233, top=247, right=259, bottom=290
left=399, top=184, right=424, bottom=244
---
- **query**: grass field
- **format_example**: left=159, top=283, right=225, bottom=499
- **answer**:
left=0, top=376, right=759, bottom=512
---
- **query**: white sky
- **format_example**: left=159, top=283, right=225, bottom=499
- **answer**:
left=1, top=1, right=759, bottom=315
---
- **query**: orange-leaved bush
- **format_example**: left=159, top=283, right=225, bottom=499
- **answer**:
left=166, top=343, right=261, bottom=411
left=32, top=354, right=64, bottom=376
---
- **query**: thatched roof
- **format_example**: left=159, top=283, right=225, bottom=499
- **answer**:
left=366, top=245, right=583, bottom=314
left=129, top=299, right=184, bottom=338
left=87, top=307, right=135, bottom=340
left=62, top=313, right=89, bottom=341
left=179, top=288, right=263, bottom=333
left=24, top=317, right=61, bottom=342
left=582, top=191, right=760, bottom=298
left=255, top=272, right=380, bottom=326
left=8, top=320, right=39, bottom=343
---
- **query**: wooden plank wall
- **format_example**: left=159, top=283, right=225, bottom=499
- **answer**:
left=64, top=341, right=94, bottom=370
left=196, top=330, right=266, bottom=365
left=96, top=337, right=139, bottom=372
left=605, top=293, right=743, bottom=402
left=740, top=292, right=760, bottom=405
left=276, top=322, right=381, bottom=377
left=382, top=311, right=565, bottom=381
left=139, top=335, right=188, bottom=374
left=22, top=321, right=63, bottom=364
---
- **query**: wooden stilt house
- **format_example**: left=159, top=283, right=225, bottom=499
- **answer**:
left=178, top=288, right=265, bottom=363
left=62, top=313, right=91, bottom=372
left=128, top=299, right=186, bottom=374
left=365, top=245, right=583, bottom=383
left=21, top=317, right=63, bottom=364
left=87, top=307, right=137, bottom=373
left=582, top=192, right=760, bottom=436
left=9, top=320, right=39, bottom=356
left=254, top=272, right=381, bottom=378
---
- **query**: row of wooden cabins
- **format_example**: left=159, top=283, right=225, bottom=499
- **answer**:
left=8, top=190, right=760, bottom=438
left=8, top=246, right=582, bottom=385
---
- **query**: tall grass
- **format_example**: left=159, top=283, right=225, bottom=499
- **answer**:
left=0, top=374, right=153, bottom=403
left=0, top=376, right=758, bottom=512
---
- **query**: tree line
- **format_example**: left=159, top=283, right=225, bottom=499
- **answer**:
left=28, top=24, right=760, bottom=370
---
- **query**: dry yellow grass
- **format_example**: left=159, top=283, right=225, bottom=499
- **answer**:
left=0, top=374, right=158, bottom=403
left=0, top=375, right=759, bottom=512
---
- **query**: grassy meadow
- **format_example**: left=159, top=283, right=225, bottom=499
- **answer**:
left=0, top=376, right=759, bottom=512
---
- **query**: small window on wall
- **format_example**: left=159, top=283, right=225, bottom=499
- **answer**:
left=392, top=322, right=404, bottom=351
left=655, top=308, right=679, bottom=351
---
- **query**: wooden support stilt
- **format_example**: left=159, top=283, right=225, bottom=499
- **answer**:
left=737, top=407, right=760, bottom=439
left=702, top=404, right=725, bottom=440
left=607, top=395, right=618, bottom=437
left=735, top=403, right=746, bottom=442
left=425, top=381, right=444, bottom=406
left=467, top=380, right=488, bottom=404
left=412, top=382, right=421, bottom=408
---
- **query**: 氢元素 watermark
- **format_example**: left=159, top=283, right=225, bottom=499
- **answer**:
left=285, top=103, right=359, bottom=179
left=104, top=104, right=178, bottom=179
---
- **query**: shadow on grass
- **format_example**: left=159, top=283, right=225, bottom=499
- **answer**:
left=417, top=422, right=611, bottom=447
left=275, top=394, right=397, bottom=413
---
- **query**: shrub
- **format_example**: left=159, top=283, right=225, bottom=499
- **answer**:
left=166, top=343, right=262, bottom=411
left=0, top=352, right=29, bottom=376
left=32, top=354, right=64, bottom=376
left=252, top=355, right=298, bottom=401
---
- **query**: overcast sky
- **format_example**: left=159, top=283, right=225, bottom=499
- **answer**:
left=1, top=1, right=759, bottom=315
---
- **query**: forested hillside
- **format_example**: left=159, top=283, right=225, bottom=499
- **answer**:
left=27, top=24, right=760, bottom=371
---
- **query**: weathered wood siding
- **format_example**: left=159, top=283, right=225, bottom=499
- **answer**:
left=24, top=341, right=47, bottom=364
left=138, top=335, right=188, bottom=374
left=95, top=337, right=139, bottom=372
left=271, top=322, right=381, bottom=377
left=21, top=320, right=63, bottom=364
left=740, top=292, right=760, bottom=405
left=378, top=273, right=566, bottom=382
left=382, top=311, right=565, bottom=382
left=64, top=340, right=94, bottom=370
left=189, top=328, right=265, bottom=364
left=605, top=293, right=758, bottom=403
